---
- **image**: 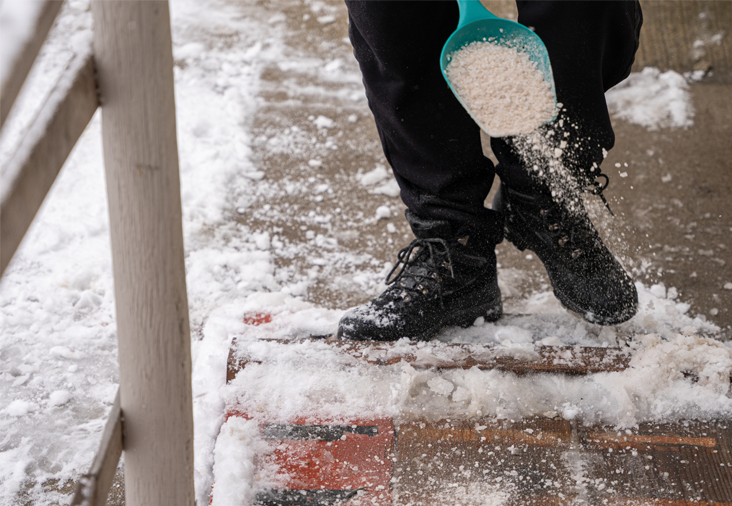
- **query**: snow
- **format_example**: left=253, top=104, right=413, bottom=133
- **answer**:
left=358, top=164, right=401, bottom=198
left=4, top=399, right=38, bottom=418
left=375, top=205, right=391, bottom=220
left=223, top=284, right=730, bottom=430
left=312, top=114, right=335, bottom=129
left=49, top=390, right=72, bottom=407
left=0, top=0, right=727, bottom=504
left=210, top=417, right=269, bottom=506
left=358, top=165, right=390, bottom=187
left=605, top=67, right=695, bottom=130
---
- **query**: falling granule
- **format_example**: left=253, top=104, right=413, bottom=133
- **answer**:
left=446, top=41, right=556, bottom=136
left=509, top=128, right=584, bottom=211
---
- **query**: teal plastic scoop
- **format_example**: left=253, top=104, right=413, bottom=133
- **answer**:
left=440, top=0, right=558, bottom=136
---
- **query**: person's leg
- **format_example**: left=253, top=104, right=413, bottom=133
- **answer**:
left=346, top=0, right=502, bottom=240
left=492, top=0, right=642, bottom=325
left=340, top=1, right=503, bottom=341
left=492, top=0, right=643, bottom=191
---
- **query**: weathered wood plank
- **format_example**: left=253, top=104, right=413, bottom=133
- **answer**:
left=0, top=0, right=64, bottom=129
left=225, top=329, right=732, bottom=503
left=70, top=390, right=123, bottom=506
left=227, top=336, right=632, bottom=383
left=91, top=1, right=194, bottom=504
left=221, top=411, right=732, bottom=505
left=632, top=1, right=732, bottom=81
left=0, top=51, right=98, bottom=277
left=393, top=418, right=732, bottom=505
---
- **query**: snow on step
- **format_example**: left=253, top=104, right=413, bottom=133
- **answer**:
left=209, top=312, right=732, bottom=505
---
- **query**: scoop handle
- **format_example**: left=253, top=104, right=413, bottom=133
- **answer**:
left=457, top=0, right=498, bottom=28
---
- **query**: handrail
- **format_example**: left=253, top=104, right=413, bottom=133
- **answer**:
left=0, top=0, right=64, bottom=129
left=0, top=50, right=98, bottom=276
left=0, top=1, right=193, bottom=504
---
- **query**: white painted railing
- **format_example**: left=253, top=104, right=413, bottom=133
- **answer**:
left=0, top=2, right=194, bottom=505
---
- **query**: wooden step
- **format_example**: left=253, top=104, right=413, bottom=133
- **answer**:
left=218, top=317, right=732, bottom=505
left=220, top=409, right=732, bottom=505
left=227, top=336, right=632, bottom=383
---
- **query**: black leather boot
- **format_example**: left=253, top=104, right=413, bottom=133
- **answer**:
left=493, top=182, right=637, bottom=325
left=337, top=211, right=502, bottom=341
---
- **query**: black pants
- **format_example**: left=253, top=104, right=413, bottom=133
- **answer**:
left=346, top=0, right=642, bottom=244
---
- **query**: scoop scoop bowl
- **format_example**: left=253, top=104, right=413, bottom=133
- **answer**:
left=440, top=0, right=558, bottom=136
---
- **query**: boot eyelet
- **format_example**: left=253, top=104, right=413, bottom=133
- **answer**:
left=571, top=249, right=583, bottom=259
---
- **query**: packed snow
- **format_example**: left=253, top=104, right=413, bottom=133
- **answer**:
left=605, top=67, right=695, bottom=130
left=223, top=286, right=729, bottom=428
left=0, top=0, right=724, bottom=505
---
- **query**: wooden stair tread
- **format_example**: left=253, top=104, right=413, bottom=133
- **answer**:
left=219, top=319, right=732, bottom=505
left=227, top=336, right=631, bottom=383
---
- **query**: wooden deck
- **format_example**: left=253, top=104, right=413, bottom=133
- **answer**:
left=394, top=417, right=732, bottom=505
left=223, top=333, right=732, bottom=505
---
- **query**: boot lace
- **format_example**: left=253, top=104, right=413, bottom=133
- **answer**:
left=583, top=172, right=613, bottom=215
left=385, top=238, right=455, bottom=306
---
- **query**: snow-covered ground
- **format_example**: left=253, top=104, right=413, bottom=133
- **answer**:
left=0, top=1, right=729, bottom=505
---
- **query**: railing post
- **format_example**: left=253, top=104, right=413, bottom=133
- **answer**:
left=91, top=2, right=194, bottom=505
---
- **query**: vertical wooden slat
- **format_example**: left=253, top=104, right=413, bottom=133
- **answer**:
left=90, top=2, right=194, bottom=505
left=632, top=1, right=732, bottom=79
